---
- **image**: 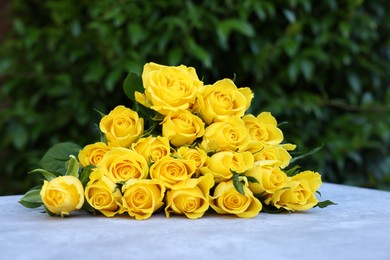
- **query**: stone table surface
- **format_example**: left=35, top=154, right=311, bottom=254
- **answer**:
left=1, top=183, right=389, bottom=260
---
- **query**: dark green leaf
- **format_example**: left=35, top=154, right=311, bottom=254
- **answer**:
left=290, top=144, right=324, bottom=164
left=232, top=171, right=245, bottom=195
left=93, top=108, right=106, bottom=118
left=284, top=165, right=301, bottom=177
left=65, top=155, right=80, bottom=177
left=29, top=168, right=57, bottom=181
left=79, top=165, right=96, bottom=186
left=19, top=200, right=42, bottom=209
left=123, top=71, right=144, bottom=104
left=246, top=176, right=259, bottom=184
left=261, top=204, right=288, bottom=214
left=39, top=142, right=81, bottom=174
left=315, top=200, right=337, bottom=208
left=19, top=189, right=42, bottom=208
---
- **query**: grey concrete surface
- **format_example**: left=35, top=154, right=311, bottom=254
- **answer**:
left=1, top=183, right=389, bottom=260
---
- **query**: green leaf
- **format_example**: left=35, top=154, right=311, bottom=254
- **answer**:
left=301, top=59, right=314, bottom=81
left=39, top=142, right=81, bottom=174
left=93, top=108, right=106, bottom=118
left=217, top=18, right=255, bottom=49
left=232, top=171, right=245, bottom=195
left=65, top=155, right=80, bottom=177
left=283, top=9, right=296, bottom=23
left=82, top=201, right=99, bottom=215
left=79, top=164, right=96, bottom=186
left=315, top=200, right=337, bottom=208
left=29, top=168, right=57, bottom=181
left=284, top=165, right=301, bottom=177
left=19, top=189, right=43, bottom=208
left=290, top=144, right=324, bottom=164
left=123, top=71, right=144, bottom=104
left=261, top=204, right=288, bottom=214
left=246, top=176, right=259, bottom=184
left=105, top=68, right=123, bottom=92
left=187, top=39, right=212, bottom=68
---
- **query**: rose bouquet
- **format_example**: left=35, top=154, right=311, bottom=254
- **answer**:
left=20, top=62, right=334, bottom=219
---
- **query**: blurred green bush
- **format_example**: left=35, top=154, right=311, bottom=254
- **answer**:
left=1, top=0, right=389, bottom=195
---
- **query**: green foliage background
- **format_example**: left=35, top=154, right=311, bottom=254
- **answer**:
left=1, top=0, right=389, bottom=195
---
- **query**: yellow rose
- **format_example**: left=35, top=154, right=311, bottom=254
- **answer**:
left=98, top=147, right=149, bottom=183
left=254, top=146, right=292, bottom=169
left=194, top=79, right=253, bottom=124
left=99, top=105, right=144, bottom=148
left=201, top=116, right=250, bottom=152
left=246, top=165, right=288, bottom=195
left=149, top=156, right=196, bottom=189
left=175, top=146, right=208, bottom=177
left=200, top=151, right=254, bottom=183
left=132, top=135, right=171, bottom=163
left=209, top=180, right=262, bottom=218
left=243, top=113, right=283, bottom=152
left=165, top=173, right=214, bottom=219
left=78, top=142, right=111, bottom=167
left=40, top=176, right=84, bottom=216
left=122, top=179, right=166, bottom=220
left=162, top=110, right=205, bottom=147
left=84, top=169, right=123, bottom=217
left=135, top=62, right=203, bottom=115
left=269, top=170, right=322, bottom=211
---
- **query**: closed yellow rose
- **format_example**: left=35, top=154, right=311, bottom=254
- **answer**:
left=175, top=146, right=208, bottom=177
left=99, top=105, right=144, bottom=148
left=78, top=142, right=111, bottom=167
left=194, top=79, right=253, bottom=124
left=200, top=151, right=254, bottom=183
left=40, top=176, right=84, bottom=216
left=201, top=116, right=250, bottom=152
left=150, top=156, right=196, bottom=189
left=132, top=135, right=171, bottom=163
left=247, top=165, right=288, bottom=195
left=253, top=146, right=292, bottom=169
left=122, top=179, right=166, bottom=220
left=165, top=173, right=214, bottom=219
left=269, top=170, right=322, bottom=211
left=84, top=169, right=123, bottom=217
left=135, top=62, right=203, bottom=115
left=98, top=147, right=148, bottom=183
left=209, top=180, right=262, bottom=218
left=162, top=110, right=205, bottom=147
left=243, top=113, right=283, bottom=153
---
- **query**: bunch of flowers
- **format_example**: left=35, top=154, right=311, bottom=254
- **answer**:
left=20, top=62, right=334, bottom=219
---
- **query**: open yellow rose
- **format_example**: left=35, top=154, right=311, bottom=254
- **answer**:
left=100, top=105, right=144, bottom=148
left=269, top=170, right=322, bottom=211
left=135, top=62, right=203, bottom=115
left=122, top=179, right=166, bottom=220
left=149, top=156, right=196, bottom=189
left=98, top=147, right=148, bottom=183
left=194, top=79, right=253, bottom=125
left=209, top=180, right=262, bottom=218
left=243, top=112, right=283, bottom=153
left=132, top=135, right=171, bottom=163
left=247, top=165, right=289, bottom=195
left=175, top=146, right=208, bottom=177
left=84, top=169, right=123, bottom=217
left=40, top=176, right=84, bottom=216
left=165, top=173, right=214, bottom=219
left=200, top=151, right=254, bottom=183
left=253, top=146, right=293, bottom=169
left=78, top=142, right=111, bottom=167
left=201, top=116, right=250, bottom=152
left=162, top=110, right=205, bottom=147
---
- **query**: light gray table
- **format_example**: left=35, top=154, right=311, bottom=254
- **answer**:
left=1, top=183, right=389, bottom=260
